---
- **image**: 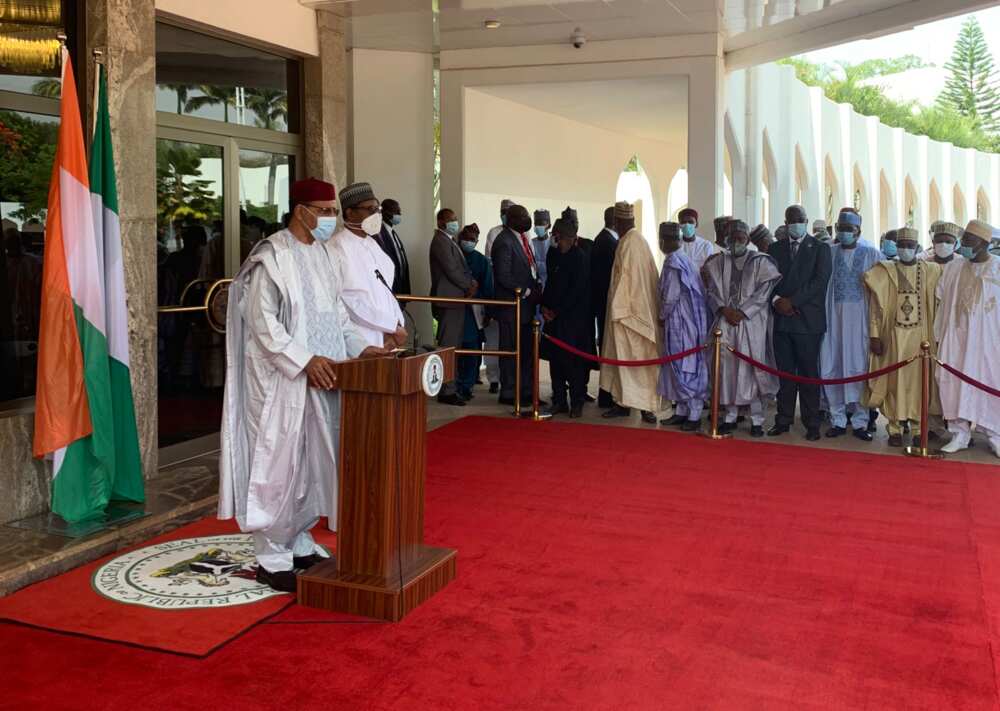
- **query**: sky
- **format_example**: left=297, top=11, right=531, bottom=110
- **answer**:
left=796, top=6, right=1000, bottom=106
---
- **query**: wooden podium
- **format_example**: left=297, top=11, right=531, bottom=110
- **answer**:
left=297, top=348, right=458, bottom=621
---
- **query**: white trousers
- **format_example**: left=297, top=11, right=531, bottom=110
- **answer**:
left=945, top=419, right=1000, bottom=455
left=829, top=403, right=869, bottom=429
left=483, top=320, right=500, bottom=384
left=725, top=398, right=765, bottom=426
left=253, top=517, right=328, bottom=572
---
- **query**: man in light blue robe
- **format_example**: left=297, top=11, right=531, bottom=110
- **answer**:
left=820, top=208, right=882, bottom=440
left=656, top=222, right=709, bottom=431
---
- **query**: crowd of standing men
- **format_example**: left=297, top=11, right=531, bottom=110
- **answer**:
left=416, top=196, right=1000, bottom=458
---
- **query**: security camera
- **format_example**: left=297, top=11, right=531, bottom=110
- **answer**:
left=572, top=28, right=586, bottom=49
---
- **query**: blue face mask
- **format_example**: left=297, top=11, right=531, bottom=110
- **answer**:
left=445, top=221, right=460, bottom=236
left=309, top=214, right=338, bottom=242
left=460, top=241, right=476, bottom=253
left=680, top=223, right=697, bottom=239
left=897, top=248, right=918, bottom=263
left=390, top=214, right=403, bottom=226
left=534, top=226, right=548, bottom=238
left=501, top=214, right=508, bottom=226
left=882, top=240, right=897, bottom=258
left=957, top=245, right=975, bottom=259
left=787, top=223, right=807, bottom=240
left=837, top=231, right=856, bottom=246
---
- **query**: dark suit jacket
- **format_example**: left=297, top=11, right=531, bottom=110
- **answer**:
left=767, top=235, right=832, bottom=335
left=376, top=225, right=411, bottom=295
left=429, top=229, right=473, bottom=316
left=542, top=246, right=592, bottom=353
left=490, top=227, right=541, bottom=324
left=590, top=229, right=617, bottom=320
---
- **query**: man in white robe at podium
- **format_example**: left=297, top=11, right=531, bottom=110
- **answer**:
left=220, top=178, right=386, bottom=592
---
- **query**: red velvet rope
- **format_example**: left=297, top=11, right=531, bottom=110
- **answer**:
left=542, top=334, right=706, bottom=367
left=727, top=347, right=916, bottom=385
left=936, top=359, right=1000, bottom=398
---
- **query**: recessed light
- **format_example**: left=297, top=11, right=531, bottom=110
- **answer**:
left=484, top=19, right=501, bottom=29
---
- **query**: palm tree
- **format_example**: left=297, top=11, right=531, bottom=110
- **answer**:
left=162, top=83, right=191, bottom=115
left=31, top=79, right=61, bottom=99
left=244, top=88, right=289, bottom=206
left=184, top=85, right=237, bottom=123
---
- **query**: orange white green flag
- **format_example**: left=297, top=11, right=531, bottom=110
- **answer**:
left=32, top=50, right=136, bottom=522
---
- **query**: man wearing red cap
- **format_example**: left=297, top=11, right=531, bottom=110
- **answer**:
left=220, top=177, right=387, bottom=592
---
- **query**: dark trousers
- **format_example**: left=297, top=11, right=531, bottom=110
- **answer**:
left=499, top=319, right=533, bottom=400
left=549, top=352, right=587, bottom=408
left=435, top=307, right=465, bottom=396
left=773, top=330, right=823, bottom=429
left=457, top=335, right=483, bottom=396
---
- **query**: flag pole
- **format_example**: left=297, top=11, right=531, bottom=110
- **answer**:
left=91, top=49, right=104, bottom=139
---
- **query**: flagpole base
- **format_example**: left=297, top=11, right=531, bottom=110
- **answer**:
left=904, top=446, right=943, bottom=459
left=699, top=431, right=732, bottom=440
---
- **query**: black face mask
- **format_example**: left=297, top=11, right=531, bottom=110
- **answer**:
left=508, top=217, right=531, bottom=234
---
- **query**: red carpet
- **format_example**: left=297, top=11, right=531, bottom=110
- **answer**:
left=2, top=416, right=1000, bottom=709
left=0, top=517, right=336, bottom=656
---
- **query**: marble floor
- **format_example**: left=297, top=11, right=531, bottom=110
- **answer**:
left=2, top=375, right=995, bottom=596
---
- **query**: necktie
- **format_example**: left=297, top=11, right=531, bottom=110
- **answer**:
left=520, top=234, right=535, bottom=267
left=790, top=240, right=799, bottom=259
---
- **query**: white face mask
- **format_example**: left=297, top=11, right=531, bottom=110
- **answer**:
left=361, top=212, right=383, bottom=236
left=934, top=242, right=955, bottom=259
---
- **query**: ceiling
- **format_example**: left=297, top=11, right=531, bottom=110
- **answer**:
left=303, top=0, right=992, bottom=57
left=472, top=77, right=688, bottom=144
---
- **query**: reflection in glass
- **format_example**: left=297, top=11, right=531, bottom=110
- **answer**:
left=0, top=0, right=64, bottom=97
left=238, top=148, right=292, bottom=261
left=0, top=109, right=57, bottom=401
left=156, top=138, right=225, bottom=447
left=155, top=23, right=297, bottom=133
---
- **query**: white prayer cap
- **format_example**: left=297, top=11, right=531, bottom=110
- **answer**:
left=964, top=219, right=993, bottom=243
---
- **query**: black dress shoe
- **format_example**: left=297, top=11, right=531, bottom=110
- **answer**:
left=640, top=411, right=657, bottom=424
left=852, top=428, right=874, bottom=442
left=583, top=393, right=596, bottom=403
left=805, top=428, right=821, bottom=441
left=888, top=433, right=903, bottom=447
left=681, top=419, right=701, bottom=432
left=256, top=566, right=297, bottom=593
left=489, top=383, right=499, bottom=394
left=660, top=414, right=687, bottom=427
left=867, top=410, right=878, bottom=433
left=602, top=405, right=631, bottom=419
left=437, top=394, right=466, bottom=406
left=498, top=396, right=515, bottom=406
left=750, top=425, right=764, bottom=438
left=293, top=554, right=325, bottom=570
left=826, top=426, right=847, bottom=438
left=569, top=405, right=583, bottom=419
left=717, top=422, right=737, bottom=434
left=547, top=402, right=570, bottom=416
left=767, top=424, right=790, bottom=437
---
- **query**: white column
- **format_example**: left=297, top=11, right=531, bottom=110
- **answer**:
left=350, top=48, right=435, bottom=342
left=687, top=50, right=725, bottom=224
left=744, top=67, right=763, bottom=225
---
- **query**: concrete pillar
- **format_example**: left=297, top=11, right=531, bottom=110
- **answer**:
left=687, top=51, right=725, bottom=225
left=349, top=48, right=435, bottom=342
left=87, top=0, right=158, bottom=482
left=303, top=9, right=347, bottom=188
left=743, top=67, right=763, bottom=225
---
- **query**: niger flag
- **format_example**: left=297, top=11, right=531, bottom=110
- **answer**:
left=33, top=50, right=116, bottom=522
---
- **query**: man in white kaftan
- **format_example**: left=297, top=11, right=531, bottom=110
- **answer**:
left=330, top=182, right=407, bottom=349
left=677, top=207, right=720, bottom=272
left=819, top=209, right=882, bottom=439
left=937, top=219, right=1000, bottom=457
left=701, top=221, right=782, bottom=436
left=219, top=179, right=385, bottom=592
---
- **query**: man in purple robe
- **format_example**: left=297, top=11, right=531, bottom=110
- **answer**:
left=656, top=222, right=709, bottom=431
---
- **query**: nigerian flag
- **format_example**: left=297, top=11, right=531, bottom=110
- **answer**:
left=90, top=63, right=144, bottom=505
left=33, top=55, right=143, bottom=522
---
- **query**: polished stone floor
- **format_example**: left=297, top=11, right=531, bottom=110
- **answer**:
left=2, top=374, right=995, bottom=596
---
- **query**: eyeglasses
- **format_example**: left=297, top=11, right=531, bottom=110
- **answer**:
left=353, top=204, right=382, bottom=216
left=304, top=204, right=338, bottom=217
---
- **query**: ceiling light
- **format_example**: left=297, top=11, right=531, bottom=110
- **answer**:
left=484, top=19, right=501, bottom=29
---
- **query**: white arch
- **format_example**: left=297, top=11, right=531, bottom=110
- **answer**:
left=880, top=171, right=894, bottom=234
left=977, top=187, right=991, bottom=222
left=928, top=180, right=942, bottom=224
left=666, top=168, right=689, bottom=222
left=954, top=184, right=967, bottom=225
left=616, top=156, right=657, bottom=257
left=904, top=176, right=918, bottom=228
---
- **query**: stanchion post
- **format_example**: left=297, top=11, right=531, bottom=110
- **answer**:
left=513, top=288, right=522, bottom=417
left=905, top=341, right=942, bottom=459
left=700, top=328, right=731, bottom=440
left=531, top=320, right=550, bottom=421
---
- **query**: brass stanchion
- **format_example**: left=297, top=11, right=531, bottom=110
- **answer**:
left=531, top=319, right=551, bottom=421
left=905, top=341, right=942, bottom=459
left=700, top=328, right=731, bottom=440
left=514, top=288, right=523, bottom=417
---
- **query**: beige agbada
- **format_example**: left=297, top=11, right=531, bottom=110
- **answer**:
left=599, top=229, right=662, bottom=412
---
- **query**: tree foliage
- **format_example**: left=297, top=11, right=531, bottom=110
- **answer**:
left=939, top=17, right=1000, bottom=132
left=0, top=110, right=58, bottom=221
left=779, top=49, right=998, bottom=154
